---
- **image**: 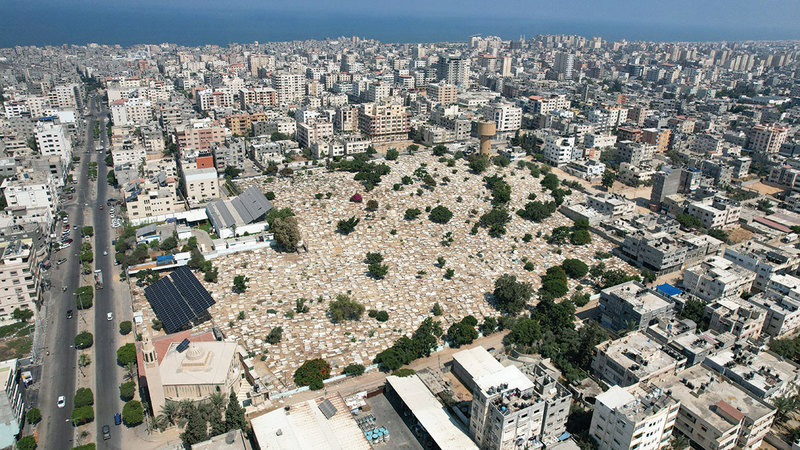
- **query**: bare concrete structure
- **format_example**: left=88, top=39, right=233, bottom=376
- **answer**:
left=477, top=120, right=496, bottom=156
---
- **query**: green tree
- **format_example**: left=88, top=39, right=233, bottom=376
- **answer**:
left=601, top=170, right=615, bottom=189
left=16, top=436, right=37, bottom=450
left=675, top=213, right=703, bottom=230
left=493, top=274, right=533, bottom=315
left=328, top=294, right=365, bottom=322
left=570, top=229, right=592, bottom=245
left=115, top=343, right=136, bottom=366
left=447, top=318, right=478, bottom=348
left=266, top=326, right=283, bottom=344
left=119, top=321, right=132, bottom=335
left=81, top=226, right=94, bottom=237
left=159, top=236, right=177, bottom=251
left=271, top=216, right=301, bottom=252
left=707, top=228, right=729, bottom=243
left=368, top=263, right=389, bottom=279
left=385, top=148, right=399, bottom=160
left=601, top=269, right=641, bottom=288
left=122, top=400, right=144, bottom=426
left=343, top=364, right=366, bottom=376
left=181, top=408, right=208, bottom=445
left=26, top=407, right=41, bottom=424
left=336, top=216, right=360, bottom=234
left=70, top=405, right=94, bottom=425
left=641, top=269, right=657, bottom=284
left=119, top=381, right=136, bottom=401
left=294, top=358, right=331, bottom=390
left=562, top=259, right=589, bottom=278
left=431, top=302, right=443, bottom=316
left=225, top=391, right=246, bottom=431
left=468, top=155, right=490, bottom=173
left=375, top=310, right=389, bottom=322
left=365, top=252, right=384, bottom=265
left=74, top=388, right=94, bottom=407
left=541, top=173, right=560, bottom=191
left=482, top=317, right=498, bottom=334
left=74, top=331, right=93, bottom=349
left=429, top=205, right=453, bottom=224
left=679, top=298, right=708, bottom=329
left=404, top=208, right=422, bottom=220
left=232, top=275, right=249, bottom=293
left=11, top=308, right=33, bottom=322
left=507, top=318, right=542, bottom=346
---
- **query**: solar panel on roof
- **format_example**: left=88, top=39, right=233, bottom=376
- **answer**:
left=176, top=338, right=190, bottom=353
left=318, top=398, right=337, bottom=419
left=144, top=267, right=216, bottom=334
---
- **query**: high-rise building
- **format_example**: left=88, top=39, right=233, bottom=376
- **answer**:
left=590, top=384, right=680, bottom=450
left=271, top=72, right=305, bottom=104
left=358, top=103, right=410, bottom=143
left=651, top=166, right=681, bottom=207
left=501, top=55, right=512, bottom=77
left=488, top=103, right=522, bottom=133
left=749, top=124, right=787, bottom=154
left=554, top=52, right=575, bottom=79
left=34, top=122, right=72, bottom=163
left=437, top=56, right=470, bottom=87
left=426, top=83, right=458, bottom=105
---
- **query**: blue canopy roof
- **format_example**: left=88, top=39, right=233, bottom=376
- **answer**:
left=656, top=283, right=682, bottom=297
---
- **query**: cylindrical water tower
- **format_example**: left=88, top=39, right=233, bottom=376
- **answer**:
left=477, top=121, right=496, bottom=156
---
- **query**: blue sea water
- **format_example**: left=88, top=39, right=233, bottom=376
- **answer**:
left=1, top=3, right=798, bottom=47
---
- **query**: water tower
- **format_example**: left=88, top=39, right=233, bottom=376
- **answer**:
left=477, top=121, right=496, bottom=156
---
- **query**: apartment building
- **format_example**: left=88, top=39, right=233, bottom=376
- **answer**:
left=176, top=122, right=231, bottom=152
left=686, top=197, right=741, bottom=229
left=488, top=103, right=522, bottom=133
left=704, top=347, right=800, bottom=400
left=110, top=97, right=153, bottom=126
left=252, top=118, right=296, bottom=138
left=754, top=274, right=800, bottom=337
left=682, top=256, right=755, bottom=302
left=620, top=230, right=688, bottom=274
left=584, top=133, right=617, bottom=149
left=296, top=120, right=334, bottom=148
left=543, top=134, right=576, bottom=166
left=238, top=87, right=277, bottom=109
left=652, top=365, right=775, bottom=450
left=34, top=122, right=72, bottom=163
left=195, top=88, right=234, bottom=111
left=642, top=128, right=671, bottom=153
left=590, top=384, right=680, bottom=450
left=225, top=112, right=268, bottom=137
left=0, top=171, right=57, bottom=224
left=589, top=105, right=628, bottom=133
left=210, top=139, right=247, bottom=173
left=592, top=332, right=686, bottom=387
left=182, top=167, right=219, bottom=204
left=111, top=142, right=147, bottom=167
left=599, top=281, right=675, bottom=333
left=705, top=298, right=765, bottom=341
left=426, top=83, right=458, bottom=105
left=748, top=124, right=787, bottom=154
left=723, top=240, right=800, bottom=291
left=124, top=178, right=180, bottom=221
left=0, top=237, right=40, bottom=318
left=616, top=140, right=656, bottom=166
left=528, top=94, right=570, bottom=115
left=358, top=103, right=409, bottom=143
left=271, top=72, right=305, bottom=104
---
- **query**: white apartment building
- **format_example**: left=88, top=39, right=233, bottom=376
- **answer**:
left=252, top=119, right=296, bottom=138
left=182, top=167, right=219, bottom=204
left=590, top=384, right=680, bottom=450
left=653, top=365, right=775, bottom=450
left=543, top=134, right=576, bottom=166
left=748, top=124, right=787, bottom=154
left=757, top=274, right=800, bottom=337
left=195, top=89, right=234, bottom=111
left=111, top=144, right=147, bottom=167
left=528, top=94, right=570, bottom=115
left=682, top=256, right=756, bottom=302
left=295, top=121, right=334, bottom=148
left=589, top=106, right=628, bottom=133
left=687, top=197, right=741, bottom=229
left=238, top=87, right=277, bottom=108
left=489, top=103, right=522, bottom=132
left=722, top=241, right=800, bottom=291
left=49, top=83, right=80, bottom=109
left=1, top=172, right=57, bottom=224
left=125, top=179, right=180, bottom=221
left=271, top=72, right=305, bottom=104
left=0, top=237, right=41, bottom=318
left=34, top=122, right=72, bottom=162
left=110, top=97, right=153, bottom=127
left=584, top=133, right=618, bottom=149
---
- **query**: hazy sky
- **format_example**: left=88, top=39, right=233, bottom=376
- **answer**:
left=2, top=0, right=799, bottom=46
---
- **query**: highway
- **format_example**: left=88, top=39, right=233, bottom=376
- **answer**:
left=91, top=104, right=125, bottom=450
left=38, top=96, right=96, bottom=449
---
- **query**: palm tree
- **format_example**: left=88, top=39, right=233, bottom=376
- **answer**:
left=124, top=362, right=137, bottom=381
left=209, top=392, right=225, bottom=413
left=158, top=401, right=180, bottom=428
left=669, top=433, right=689, bottom=450
left=774, top=395, right=798, bottom=423
left=178, top=399, right=195, bottom=419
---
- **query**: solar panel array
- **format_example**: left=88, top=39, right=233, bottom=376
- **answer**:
left=144, top=266, right=216, bottom=334
left=175, top=338, right=190, bottom=353
left=318, top=398, right=337, bottom=419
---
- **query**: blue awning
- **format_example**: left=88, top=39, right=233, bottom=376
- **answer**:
left=656, top=283, right=682, bottom=297
left=558, top=431, right=571, bottom=441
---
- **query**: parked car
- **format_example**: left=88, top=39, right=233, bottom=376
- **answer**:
left=102, top=425, right=110, bottom=440
left=114, top=413, right=121, bottom=425
left=107, top=312, right=113, bottom=321
left=57, top=258, right=67, bottom=265
left=57, top=396, right=66, bottom=408
left=66, top=310, right=73, bottom=319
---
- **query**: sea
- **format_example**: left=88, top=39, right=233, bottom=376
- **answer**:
left=2, top=4, right=798, bottom=48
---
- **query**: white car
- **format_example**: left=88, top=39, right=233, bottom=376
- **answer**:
left=103, top=250, right=108, bottom=256
left=107, top=312, right=113, bottom=321
left=57, top=396, right=66, bottom=408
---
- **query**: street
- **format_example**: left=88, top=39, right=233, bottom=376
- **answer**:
left=37, top=96, right=96, bottom=449
left=91, top=104, right=125, bottom=450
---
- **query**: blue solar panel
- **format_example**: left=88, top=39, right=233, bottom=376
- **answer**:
left=176, top=338, right=190, bottom=353
left=144, top=267, right=216, bottom=334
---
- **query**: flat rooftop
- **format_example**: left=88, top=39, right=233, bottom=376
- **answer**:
left=452, top=346, right=504, bottom=384
left=251, top=394, right=370, bottom=450
left=386, top=375, right=477, bottom=449
left=158, top=341, right=238, bottom=386
left=597, top=332, right=683, bottom=379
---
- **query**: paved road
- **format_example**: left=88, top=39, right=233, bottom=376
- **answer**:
left=92, top=106, right=125, bottom=449
left=38, top=96, right=96, bottom=449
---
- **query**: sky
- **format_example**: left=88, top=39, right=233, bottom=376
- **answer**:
left=1, top=0, right=799, bottom=47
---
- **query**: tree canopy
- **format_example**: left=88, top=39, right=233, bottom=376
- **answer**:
left=493, top=274, right=533, bottom=315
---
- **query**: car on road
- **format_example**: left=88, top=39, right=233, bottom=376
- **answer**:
left=107, top=312, right=113, bottom=321
left=57, top=396, right=65, bottom=408
left=99, top=205, right=103, bottom=210
left=66, top=310, right=73, bottom=319
left=102, top=425, right=110, bottom=440
left=64, top=238, right=73, bottom=244
left=103, top=250, right=108, bottom=255
left=114, top=413, right=122, bottom=425
left=57, top=258, right=67, bottom=265
left=67, top=195, right=73, bottom=200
